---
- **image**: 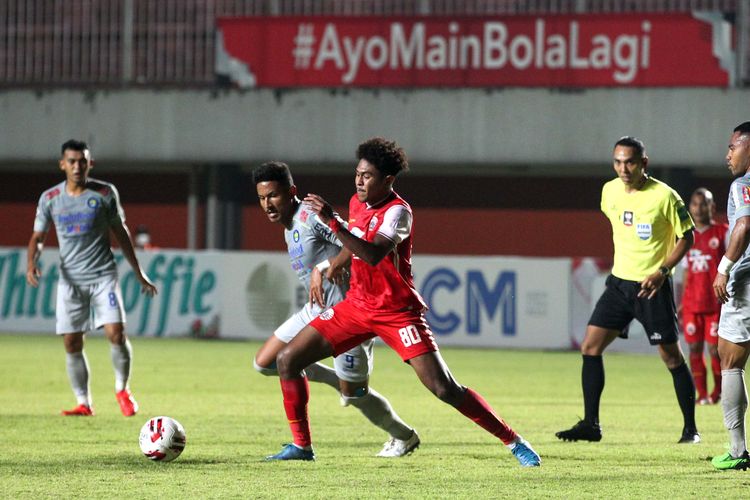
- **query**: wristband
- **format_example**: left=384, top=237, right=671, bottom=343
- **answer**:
left=718, top=255, right=736, bottom=276
left=328, top=217, right=342, bottom=234
left=658, top=265, right=670, bottom=277
left=315, top=259, right=331, bottom=273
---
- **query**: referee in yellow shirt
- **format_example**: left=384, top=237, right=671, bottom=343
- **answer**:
left=557, top=136, right=699, bottom=444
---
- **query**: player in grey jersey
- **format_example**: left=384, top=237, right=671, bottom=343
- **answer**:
left=711, top=122, right=750, bottom=470
left=252, top=162, right=419, bottom=459
left=26, top=140, right=157, bottom=417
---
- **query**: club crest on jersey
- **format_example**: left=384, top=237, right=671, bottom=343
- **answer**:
left=300, top=210, right=308, bottom=223
left=744, top=186, right=750, bottom=204
left=87, top=197, right=99, bottom=209
left=709, top=237, right=720, bottom=249
left=319, top=308, right=334, bottom=321
left=636, top=223, right=652, bottom=240
left=623, top=211, right=634, bottom=226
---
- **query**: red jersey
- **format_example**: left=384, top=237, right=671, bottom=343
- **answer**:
left=346, top=191, right=427, bottom=312
left=682, top=222, right=728, bottom=314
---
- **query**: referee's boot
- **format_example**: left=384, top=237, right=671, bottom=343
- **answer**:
left=677, top=427, right=701, bottom=444
left=555, top=419, right=602, bottom=442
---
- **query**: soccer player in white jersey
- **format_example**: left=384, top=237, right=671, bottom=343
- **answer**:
left=711, top=122, right=750, bottom=471
left=26, top=140, right=157, bottom=417
left=252, top=162, right=419, bottom=459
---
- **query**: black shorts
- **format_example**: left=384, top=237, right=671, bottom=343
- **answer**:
left=588, top=274, right=679, bottom=346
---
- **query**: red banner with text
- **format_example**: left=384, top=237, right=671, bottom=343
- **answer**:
left=216, top=14, right=733, bottom=88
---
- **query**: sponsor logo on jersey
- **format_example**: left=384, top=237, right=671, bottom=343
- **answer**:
left=368, top=216, right=379, bottom=231
left=636, top=223, right=651, bottom=240
left=46, top=188, right=61, bottom=200
left=95, top=186, right=111, bottom=196
left=689, top=249, right=711, bottom=272
left=288, top=244, right=304, bottom=259
left=87, top=197, right=99, bottom=209
left=319, top=308, right=335, bottom=320
left=743, top=185, right=750, bottom=204
left=292, top=229, right=300, bottom=243
left=299, top=210, right=308, bottom=223
left=709, top=236, right=720, bottom=249
left=623, top=211, right=633, bottom=226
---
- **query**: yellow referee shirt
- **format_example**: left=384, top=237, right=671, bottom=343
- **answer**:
left=601, top=176, right=694, bottom=281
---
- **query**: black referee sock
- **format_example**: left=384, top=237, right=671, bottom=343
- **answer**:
left=670, top=362, right=697, bottom=431
left=582, top=354, right=604, bottom=425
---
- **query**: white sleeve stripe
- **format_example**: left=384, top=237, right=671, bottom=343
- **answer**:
left=378, top=204, right=412, bottom=244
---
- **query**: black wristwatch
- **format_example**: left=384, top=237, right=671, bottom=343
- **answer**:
left=658, top=265, right=670, bottom=276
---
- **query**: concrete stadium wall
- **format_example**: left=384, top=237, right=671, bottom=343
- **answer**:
left=0, top=88, right=748, bottom=169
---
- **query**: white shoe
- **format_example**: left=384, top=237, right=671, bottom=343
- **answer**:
left=376, top=430, right=420, bottom=457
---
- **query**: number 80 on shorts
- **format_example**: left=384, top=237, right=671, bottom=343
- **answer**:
left=398, top=325, right=422, bottom=347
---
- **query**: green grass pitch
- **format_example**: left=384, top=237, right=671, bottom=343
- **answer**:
left=1, top=333, right=748, bottom=498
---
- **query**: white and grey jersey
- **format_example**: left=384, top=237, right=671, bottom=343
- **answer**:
left=726, top=173, right=750, bottom=290
left=284, top=202, right=347, bottom=308
left=34, top=179, right=125, bottom=285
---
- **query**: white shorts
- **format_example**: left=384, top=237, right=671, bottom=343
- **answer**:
left=274, top=302, right=374, bottom=383
left=719, top=282, right=750, bottom=344
left=56, top=275, right=126, bottom=334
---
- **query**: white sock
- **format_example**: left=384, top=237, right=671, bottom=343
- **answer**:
left=66, top=351, right=91, bottom=406
left=346, top=388, right=413, bottom=441
left=303, top=362, right=340, bottom=389
left=110, top=339, right=132, bottom=392
left=721, top=368, right=748, bottom=458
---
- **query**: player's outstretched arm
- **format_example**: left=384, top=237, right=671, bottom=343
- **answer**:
left=304, top=194, right=394, bottom=266
left=714, top=215, right=750, bottom=303
left=638, top=229, right=694, bottom=299
left=110, top=222, right=157, bottom=296
left=26, top=231, right=47, bottom=287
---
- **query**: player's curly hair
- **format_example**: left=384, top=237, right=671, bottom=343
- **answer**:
left=356, top=137, right=409, bottom=177
left=252, top=161, right=294, bottom=188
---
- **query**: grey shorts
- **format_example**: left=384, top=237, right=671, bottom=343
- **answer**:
left=56, top=275, right=126, bottom=334
left=274, top=302, right=374, bottom=383
left=719, top=282, right=750, bottom=344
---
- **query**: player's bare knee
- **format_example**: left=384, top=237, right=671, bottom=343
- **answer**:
left=428, top=380, right=462, bottom=405
left=340, top=386, right=369, bottom=406
left=339, top=380, right=367, bottom=398
left=276, top=346, right=302, bottom=378
left=63, top=333, right=84, bottom=353
left=104, top=323, right=126, bottom=345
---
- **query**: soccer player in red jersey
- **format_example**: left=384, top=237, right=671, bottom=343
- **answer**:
left=681, top=188, right=728, bottom=404
left=264, top=137, right=540, bottom=466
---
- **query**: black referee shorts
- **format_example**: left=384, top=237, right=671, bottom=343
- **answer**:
left=588, top=274, right=679, bottom=346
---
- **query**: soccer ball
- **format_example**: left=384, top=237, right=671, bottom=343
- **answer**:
left=138, top=416, right=186, bottom=462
